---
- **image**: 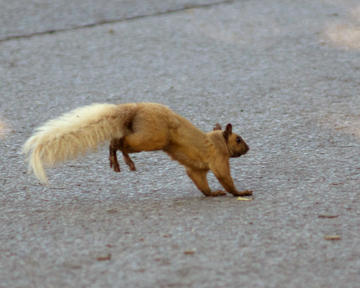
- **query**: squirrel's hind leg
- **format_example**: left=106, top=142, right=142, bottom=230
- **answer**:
left=122, top=151, right=136, bottom=171
left=109, top=138, right=136, bottom=172
left=109, top=139, right=121, bottom=172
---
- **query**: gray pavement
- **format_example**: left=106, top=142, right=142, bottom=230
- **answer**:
left=1, top=0, right=360, bottom=287
left=0, top=0, right=229, bottom=40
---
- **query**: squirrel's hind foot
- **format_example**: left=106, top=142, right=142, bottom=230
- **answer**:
left=122, top=152, right=136, bottom=171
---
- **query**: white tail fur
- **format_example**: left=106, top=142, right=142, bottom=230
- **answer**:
left=23, top=103, right=131, bottom=184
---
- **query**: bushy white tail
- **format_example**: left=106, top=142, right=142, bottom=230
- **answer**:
left=23, top=103, right=130, bottom=184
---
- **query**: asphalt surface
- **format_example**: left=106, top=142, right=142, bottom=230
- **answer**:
left=1, top=0, right=360, bottom=287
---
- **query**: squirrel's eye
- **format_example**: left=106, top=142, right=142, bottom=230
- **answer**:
left=236, top=137, right=242, bottom=144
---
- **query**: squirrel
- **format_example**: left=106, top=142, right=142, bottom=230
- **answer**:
left=23, top=102, right=252, bottom=197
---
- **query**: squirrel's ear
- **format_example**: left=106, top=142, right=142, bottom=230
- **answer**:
left=213, top=123, right=222, bottom=131
left=223, top=123, right=232, bottom=140
left=225, top=123, right=232, bottom=134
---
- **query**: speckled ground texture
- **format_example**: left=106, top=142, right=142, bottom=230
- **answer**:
left=1, top=0, right=360, bottom=287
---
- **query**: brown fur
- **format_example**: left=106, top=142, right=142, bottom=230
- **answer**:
left=23, top=102, right=252, bottom=197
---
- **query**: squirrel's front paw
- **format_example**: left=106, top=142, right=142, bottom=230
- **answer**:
left=211, top=190, right=227, bottom=197
left=233, top=190, right=253, bottom=197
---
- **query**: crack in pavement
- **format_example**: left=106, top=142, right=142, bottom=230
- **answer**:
left=0, top=0, right=234, bottom=43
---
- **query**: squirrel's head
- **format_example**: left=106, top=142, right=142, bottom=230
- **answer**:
left=213, top=123, right=249, bottom=158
